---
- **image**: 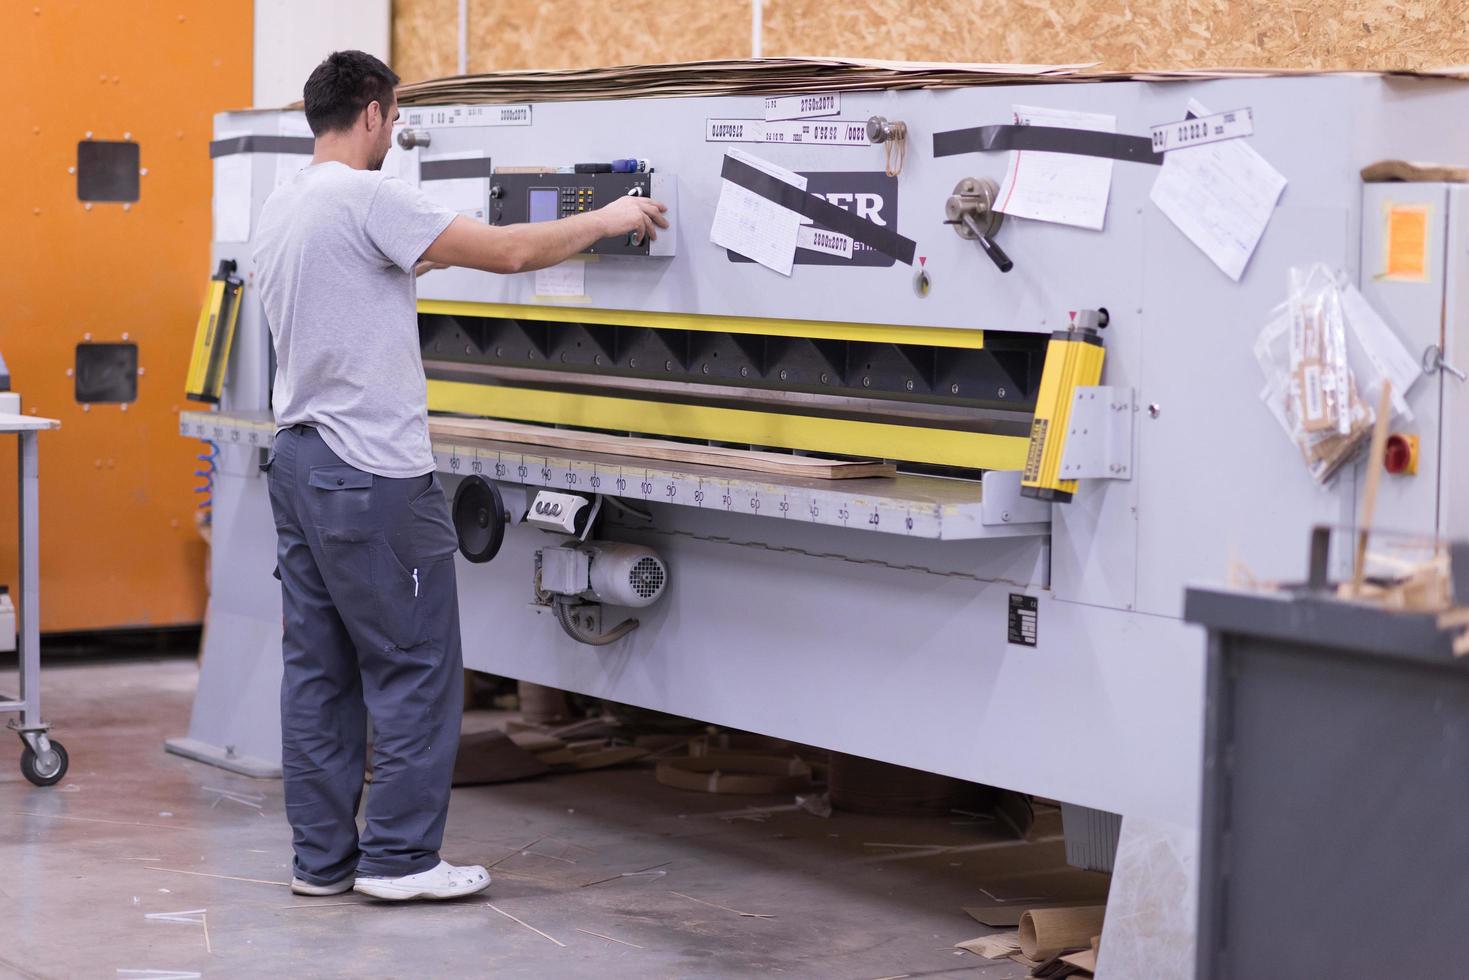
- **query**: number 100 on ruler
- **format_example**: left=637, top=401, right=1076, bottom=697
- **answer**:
left=1150, top=108, right=1254, bottom=153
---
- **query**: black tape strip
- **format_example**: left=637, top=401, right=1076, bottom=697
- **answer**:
left=208, top=135, right=315, bottom=158
left=720, top=154, right=916, bottom=266
left=420, top=157, right=496, bottom=181
left=932, top=125, right=1163, bottom=166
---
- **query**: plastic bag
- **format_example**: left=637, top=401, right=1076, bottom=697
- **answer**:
left=1255, top=264, right=1416, bottom=484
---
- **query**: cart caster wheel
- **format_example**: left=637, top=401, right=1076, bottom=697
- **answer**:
left=20, top=740, right=68, bottom=787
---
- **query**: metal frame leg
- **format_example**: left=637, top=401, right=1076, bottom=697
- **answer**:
left=12, top=431, right=52, bottom=760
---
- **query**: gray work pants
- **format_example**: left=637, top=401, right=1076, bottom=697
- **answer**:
left=265, top=424, right=463, bottom=885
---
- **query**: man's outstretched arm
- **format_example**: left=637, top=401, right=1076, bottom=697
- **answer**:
left=421, top=196, right=668, bottom=275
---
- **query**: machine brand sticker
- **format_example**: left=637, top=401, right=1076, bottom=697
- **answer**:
left=727, top=171, right=898, bottom=268
left=706, top=118, right=871, bottom=146
left=404, top=104, right=532, bottom=128
left=1008, top=594, right=1038, bottom=647
left=764, top=93, right=841, bottom=121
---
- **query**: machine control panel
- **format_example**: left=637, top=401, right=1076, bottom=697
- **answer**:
left=490, top=172, right=677, bottom=257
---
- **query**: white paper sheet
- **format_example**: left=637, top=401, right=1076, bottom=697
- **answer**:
left=1341, top=280, right=1421, bottom=418
left=273, top=113, right=315, bottom=192
left=709, top=148, right=807, bottom=276
left=796, top=224, right=853, bottom=259
left=212, top=124, right=253, bottom=243
left=534, top=261, right=587, bottom=298
left=381, top=133, right=420, bottom=185
left=1149, top=98, right=1287, bottom=281
left=419, top=151, right=488, bottom=221
left=994, top=105, right=1116, bottom=230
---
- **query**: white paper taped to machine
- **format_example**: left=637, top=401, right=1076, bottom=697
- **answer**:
left=709, top=148, right=807, bottom=276
left=534, top=260, right=587, bottom=299
left=994, top=104, right=1116, bottom=231
left=418, top=151, right=489, bottom=222
left=273, top=113, right=315, bottom=191
left=1149, top=98, right=1286, bottom=281
left=211, top=124, right=254, bottom=243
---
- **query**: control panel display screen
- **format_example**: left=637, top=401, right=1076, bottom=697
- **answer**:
left=528, top=188, right=558, bottom=223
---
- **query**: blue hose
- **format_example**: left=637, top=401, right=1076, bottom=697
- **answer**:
left=193, top=440, right=218, bottom=525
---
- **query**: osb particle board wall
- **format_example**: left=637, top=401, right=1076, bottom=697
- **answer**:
left=391, top=0, right=1467, bottom=83
left=392, top=0, right=750, bottom=80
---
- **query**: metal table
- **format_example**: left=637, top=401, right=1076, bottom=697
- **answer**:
left=1185, top=580, right=1469, bottom=979
left=0, top=411, right=67, bottom=786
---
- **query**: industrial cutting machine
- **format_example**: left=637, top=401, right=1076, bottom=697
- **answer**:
left=172, top=66, right=1469, bottom=975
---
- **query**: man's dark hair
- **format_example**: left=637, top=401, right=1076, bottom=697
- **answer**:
left=303, top=51, right=400, bottom=136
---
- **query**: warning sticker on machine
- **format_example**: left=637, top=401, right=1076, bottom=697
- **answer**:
left=706, top=118, right=871, bottom=146
left=1023, top=419, right=1048, bottom=482
left=1008, top=594, right=1038, bottom=647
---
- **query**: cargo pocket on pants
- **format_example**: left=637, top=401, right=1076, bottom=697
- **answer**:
left=371, top=539, right=431, bottom=652
left=310, top=465, right=395, bottom=649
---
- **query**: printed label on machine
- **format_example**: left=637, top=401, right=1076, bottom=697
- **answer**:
left=1008, top=594, right=1038, bottom=647
left=726, top=171, right=898, bottom=268
left=404, top=104, right=533, bottom=128
left=706, top=118, right=871, bottom=146
left=764, top=93, right=841, bottom=121
left=795, top=225, right=853, bottom=259
left=1149, top=107, right=1254, bottom=153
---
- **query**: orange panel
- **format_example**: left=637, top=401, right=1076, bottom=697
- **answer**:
left=0, top=1, right=252, bottom=632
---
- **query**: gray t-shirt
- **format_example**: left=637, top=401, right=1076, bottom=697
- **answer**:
left=254, top=161, right=454, bottom=478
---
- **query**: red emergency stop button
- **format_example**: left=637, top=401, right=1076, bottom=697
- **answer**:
left=1385, top=433, right=1419, bottom=475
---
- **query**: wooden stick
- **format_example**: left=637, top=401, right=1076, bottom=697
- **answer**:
left=201, top=912, right=212, bottom=956
left=486, top=836, right=546, bottom=869
left=4, top=810, right=189, bottom=832
left=575, top=927, right=646, bottom=948
left=276, top=901, right=360, bottom=910
left=669, top=890, right=775, bottom=918
left=486, top=903, right=567, bottom=947
left=145, top=867, right=287, bottom=887
left=580, top=861, right=671, bottom=888
left=1353, top=381, right=1394, bottom=596
left=487, top=868, right=560, bottom=883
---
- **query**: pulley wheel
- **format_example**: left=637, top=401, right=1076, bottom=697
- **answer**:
left=452, top=474, right=507, bottom=563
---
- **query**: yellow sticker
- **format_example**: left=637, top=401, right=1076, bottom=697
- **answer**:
left=1384, top=203, right=1430, bottom=282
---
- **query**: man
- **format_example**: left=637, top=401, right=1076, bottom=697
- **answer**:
left=254, top=50, right=667, bottom=902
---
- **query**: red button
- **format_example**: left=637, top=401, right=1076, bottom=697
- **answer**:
left=1384, top=433, right=1418, bottom=475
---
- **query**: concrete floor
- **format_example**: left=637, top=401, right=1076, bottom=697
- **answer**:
left=0, top=657, right=1036, bottom=980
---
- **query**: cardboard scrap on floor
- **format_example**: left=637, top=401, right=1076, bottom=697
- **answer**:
left=955, top=930, right=1022, bottom=959
left=1060, top=939, right=1099, bottom=974
left=452, top=730, right=548, bottom=786
left=948, top=826, right=1107, bottom=976
left=656, top=754, right=814, bottom=794
left=453, top=727, right=649, bottom=786
left=1019, top=905, right=1106, bottom=960
left=1028, top=952, right=1089, bottom=978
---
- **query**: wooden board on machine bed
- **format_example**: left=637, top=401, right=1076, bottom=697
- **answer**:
left=428, top=416, right=897, bottom=480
